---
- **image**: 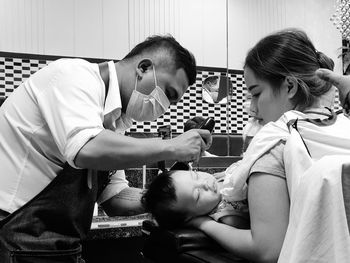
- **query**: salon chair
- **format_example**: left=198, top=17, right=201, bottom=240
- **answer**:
left=141, top=220, right=249, bottom=263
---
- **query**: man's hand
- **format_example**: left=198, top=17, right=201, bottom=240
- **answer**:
left=316, top=69, right=350, bottom=111
left=167, top=129, right=212, bottom=163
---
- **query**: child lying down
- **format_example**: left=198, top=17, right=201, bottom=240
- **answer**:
left=141, top=169, right=250, bottom=230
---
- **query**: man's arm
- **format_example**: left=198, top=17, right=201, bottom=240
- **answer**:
left=101, top=187, right=144, bottom=216
left=75, top=129, right=211, bottom=171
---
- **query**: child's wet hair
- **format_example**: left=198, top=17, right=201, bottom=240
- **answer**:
left=141, top=170, right=189, bottom=229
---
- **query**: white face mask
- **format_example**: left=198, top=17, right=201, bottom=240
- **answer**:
left=126, top=65, right=170, bottom=121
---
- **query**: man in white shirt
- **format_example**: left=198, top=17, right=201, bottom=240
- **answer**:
left=0, top=35, right=211, bottom=262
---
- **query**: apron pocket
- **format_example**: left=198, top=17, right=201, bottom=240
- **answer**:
left=10, top=246, right=82, bottom=263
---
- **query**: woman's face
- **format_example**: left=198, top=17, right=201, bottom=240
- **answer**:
left=244, top=67, right=294, bottom=125
left=171, top=171, right=221, bottom=220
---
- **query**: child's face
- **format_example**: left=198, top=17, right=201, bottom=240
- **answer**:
left=171, top=170, right=222, bottom=220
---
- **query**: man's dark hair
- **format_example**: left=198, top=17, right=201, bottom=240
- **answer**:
left=123, top=35, right=197, bottom=86
left=141, top=170, right=188, bottom=229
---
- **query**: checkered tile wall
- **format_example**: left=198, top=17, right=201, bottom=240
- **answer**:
left=0, top=52, right=342, bottom=135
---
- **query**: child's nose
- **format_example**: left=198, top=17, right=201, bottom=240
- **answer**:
left=199, top=180, right=210, bottom=191
left=243, top=99, right=251, bottom=114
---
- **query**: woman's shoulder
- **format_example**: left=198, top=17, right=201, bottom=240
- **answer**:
left=250, top=142, right=286, bottom=179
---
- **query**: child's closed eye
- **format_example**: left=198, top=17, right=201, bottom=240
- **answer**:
left=196, top=188, right=201, bottom=202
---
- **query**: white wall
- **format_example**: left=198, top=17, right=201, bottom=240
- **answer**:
left=0, top=0, right=130, bottom=60
left=176, top=0, right=227, bottom=68
left=0, top=0, right=343, bottom=71
left=228, top=0, right=342, bottom=73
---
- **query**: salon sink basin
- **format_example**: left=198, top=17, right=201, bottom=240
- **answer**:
left=140, top=156, right=241, bottom=170
left=197, top=156, right=241, bottom=168
left=125, top=132, right=243, bottom=169
left=126, top=133, right=244, bottom=157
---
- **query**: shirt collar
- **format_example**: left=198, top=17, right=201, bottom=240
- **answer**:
left=102, top=61, right=133, bottom=132
left=103, top=61, right=123, bottom=115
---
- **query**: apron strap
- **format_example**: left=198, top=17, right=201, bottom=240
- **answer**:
left=98, top=62, right=110, bottom=101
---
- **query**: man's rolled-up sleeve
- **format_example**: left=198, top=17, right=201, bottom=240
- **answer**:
left=35, top=61, right=106, bottom=168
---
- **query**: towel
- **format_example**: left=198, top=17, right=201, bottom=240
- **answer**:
left=220, top=112, right=291, bottom=201
left=220, top=110, right=350, bottom=262
left=278, top=113, right=350, bottom=263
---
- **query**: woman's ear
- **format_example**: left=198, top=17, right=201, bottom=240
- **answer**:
left=284, top=76, right=298, bottom=99
left=136, top=58, right=153, bottom=79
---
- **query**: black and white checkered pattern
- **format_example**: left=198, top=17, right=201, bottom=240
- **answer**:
left=0, top=57, right=48, bottom=98
left=129, top=68, right=250, bottom=134
left=0, top=52, right=342, bottom=135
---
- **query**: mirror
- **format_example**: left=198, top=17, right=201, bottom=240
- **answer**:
left=202, top=76, right=232, bottom=104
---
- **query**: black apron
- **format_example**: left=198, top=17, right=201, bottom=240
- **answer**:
left=0, top=62, right=111, bottom=263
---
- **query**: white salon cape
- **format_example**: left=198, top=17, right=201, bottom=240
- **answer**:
left=221, top=110, right=350, bottom=262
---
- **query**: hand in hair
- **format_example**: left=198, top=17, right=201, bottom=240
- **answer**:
left=316, top=69, right=350, bottom=113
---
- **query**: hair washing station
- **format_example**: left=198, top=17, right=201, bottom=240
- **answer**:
left=139, top=164, right=247, bottom=263
left=140, top=162, right=350, bottom=263
left=140, top=165, right=247, bottom=263
left=126, top=127, right=248, bottom=263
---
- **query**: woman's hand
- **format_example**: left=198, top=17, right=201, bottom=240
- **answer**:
left=316, top=68, right=350, bottom=112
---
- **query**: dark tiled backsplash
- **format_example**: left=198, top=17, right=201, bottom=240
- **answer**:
left=0, top=52, right=343, bottom=136
left=0, top=52, right=249, bottom=135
